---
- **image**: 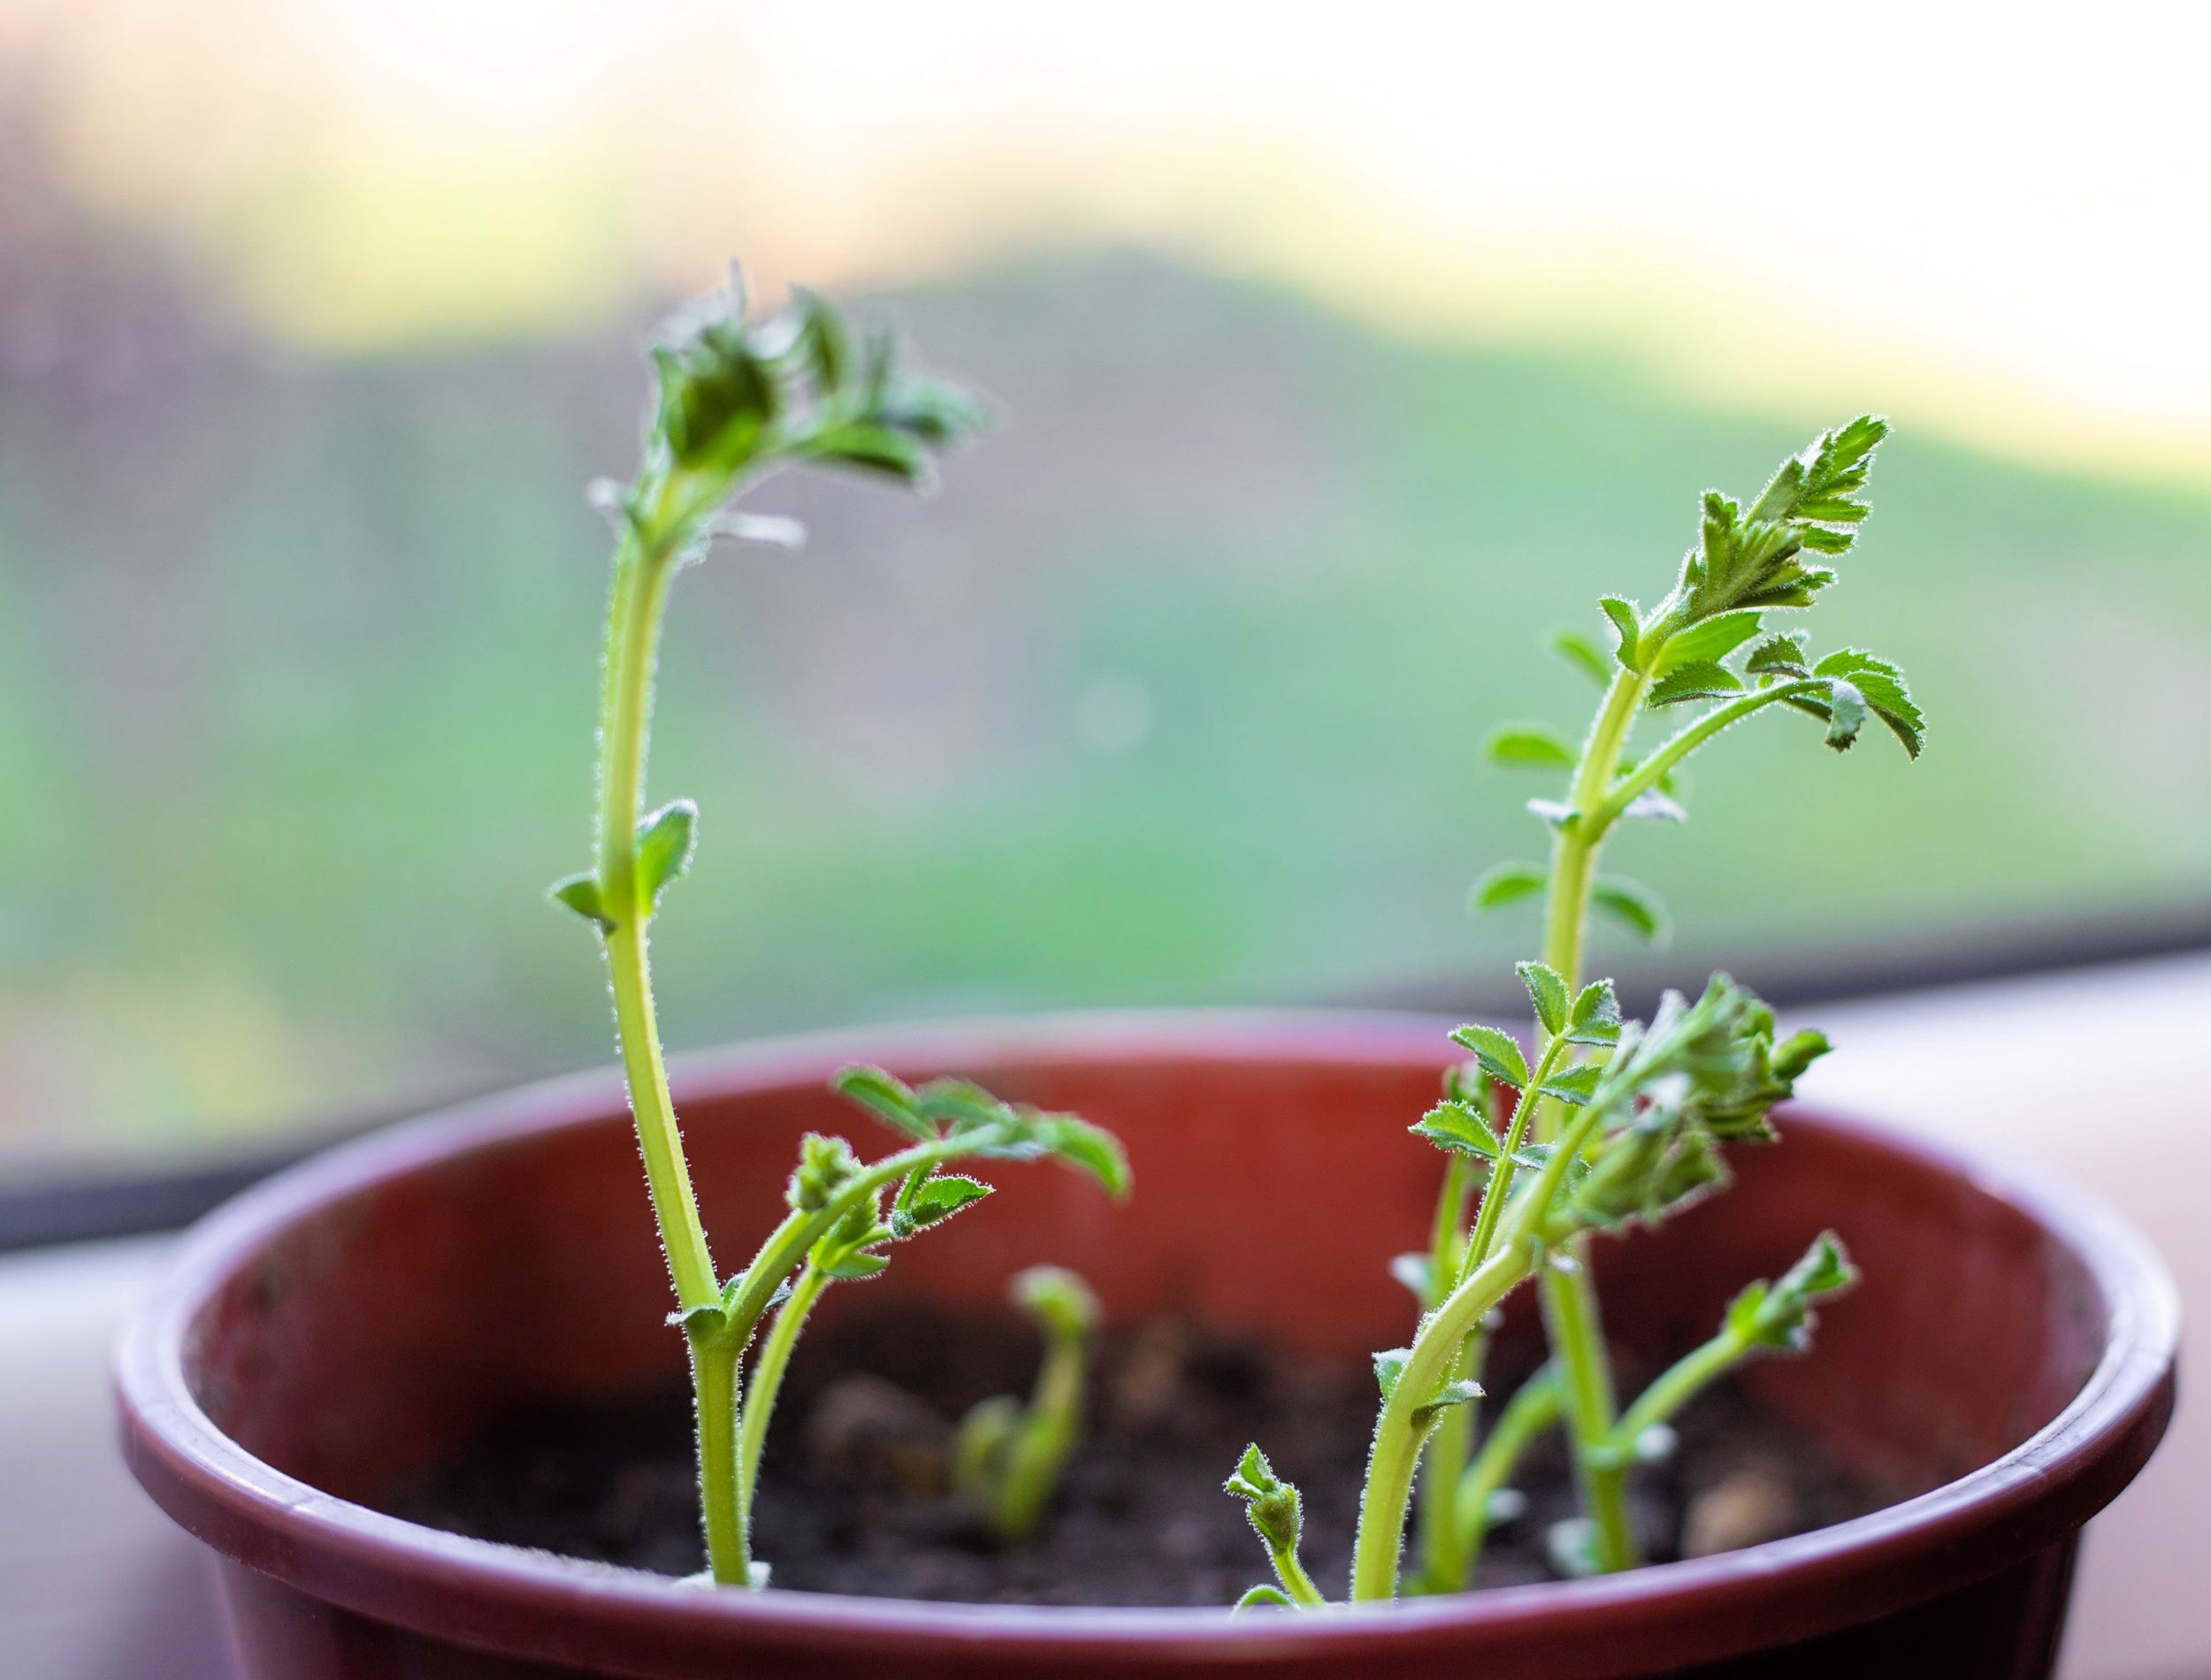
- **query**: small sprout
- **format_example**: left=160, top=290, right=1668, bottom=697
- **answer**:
left=1223, top=1444, right=1327, bottom=1607
left=554, top=266, right=1119, bottom=1591
left=1338, top=421, right=1917, bottom=1602
left=956, top=1267, right=1099, bottom=1539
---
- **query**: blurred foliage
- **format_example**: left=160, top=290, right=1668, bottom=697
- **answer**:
left=4, top=250, right=2209, bottom=1160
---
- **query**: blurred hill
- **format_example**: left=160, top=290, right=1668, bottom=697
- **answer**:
left=4, top=232, right=2208, bottom=1161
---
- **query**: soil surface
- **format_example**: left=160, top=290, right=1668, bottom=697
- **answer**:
left=385, top=1302, right=1886, bottom=1606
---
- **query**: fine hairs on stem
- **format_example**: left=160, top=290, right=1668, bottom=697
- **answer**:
left=550, top=270, right=1129, bottom=1588
left=1228, top=418, right=1918, bottom=1606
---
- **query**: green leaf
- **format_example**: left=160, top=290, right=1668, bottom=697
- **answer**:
left=806, top=421, right=931, bottom=484
left=1727, top=1230, right=1858, bottom=1352
left=1373, top=1348, right=1410, bottom=1402
left=1486, top=725, right=1577, bottom=769
left=1410, top=1378, right=1483, bottom=1430
left=1411, top=1100, right=1544, bottom=1165
left=1517, top=960, right=1570, bottom=1035
left=1038, top=1114, right=1132, bottom=1197
left=1471, top=862, right=1547, bottom=911
left=892, top=1172, right=994, bottom=1236
left=1553, top=630, right=1612, bottom=687
left=1648, top=661, right=1745, bottom=708
left=1591, top=877, right=1669, bottom=943
left=1744, top=630, right=1810, bottom=678
left=1813, top=649, right=1925, bottom=758
left=1654, top=609, right=1762, bottom=676
left=636, top=799, right=697, bottom=912
left=1534, top=1063, right=1602, bottom=1105
left=831, top=1065, right=937, bottom=1142
left=1449, top=1023, right=1530, bottom=1088
left=547, top=873, right=611, bottom=933
left=822, top=1249, right=891, bottom=1281
left=1598, top=597, right=1641, bottom=668
left=1234, top=1585, right=1296, bottom=1611
left=1566, top=980, right=1622, bottom=1046
left=1223, top=1444, right=1303, bottom=1553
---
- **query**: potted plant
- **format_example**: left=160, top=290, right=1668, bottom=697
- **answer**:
left=118, top=271, right=2177, bottom=1680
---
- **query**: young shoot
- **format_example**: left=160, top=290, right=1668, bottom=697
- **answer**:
left=955, top=1265, right=1100, bottom=1540
left=1224, top=419, right=1922, bottom=1606
left=549, top=271, right=1129, bottom=1588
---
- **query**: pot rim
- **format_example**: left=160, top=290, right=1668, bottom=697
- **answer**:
left=116, top=1008, right=2179, bottom=1670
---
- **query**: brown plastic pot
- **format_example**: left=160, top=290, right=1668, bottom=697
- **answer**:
left=119, top=1012, right=2177, bottom=1679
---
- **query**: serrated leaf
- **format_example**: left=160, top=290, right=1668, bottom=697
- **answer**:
left=634, top=799, right=698, bottom=912
left=1648, top=661, right=1745, bottom=708
left=914, top=1078, right=1014, bottom=1131
left=1486, top=725, right=1577, bottom=769
left=1566, top=980, right=1622, bottom=1046
left=1619, top=789, right=1687, bottom=823
left=1471, top=862, right=1547, bottom=911
left=1534, top=1062, right=1602, bottom=1105
left=1813, top=649, right=1925, bottom=758
left=893, top=1172, right=994, bottom=1235
left=1591, top=877, right=1669, bottom=944
left=822, top=1250, right=891, bottom=1281
left=1744, top=631, right=1810, bottom=678
left=548, top=873, right=611, bottom=932
left=1449, top=1023, right=1530, bottom=1088
left=831, top=1065, right=937, bottom=1142
left=1598, top=597, right=1641, bottom=668
left=1655, top=610, right=1763, bottom=676
left=1411, top=1100, right=1542, bottom=1165
left=1517, top=960, right=1570, bottom=1035
left=1553, top=629, right=1611, bottom=687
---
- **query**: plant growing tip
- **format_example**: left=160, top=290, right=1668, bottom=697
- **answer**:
left=956, top=1265, right=1100, bottom=1539
left=553, top=267, right=1114, bottom=1591
left=1240, top=418, right=1923, bottom=1607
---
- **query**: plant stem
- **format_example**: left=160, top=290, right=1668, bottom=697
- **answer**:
left=1607, top=1324, right=1749, bottom=1455
left=733, top=1261, right=830, bottom=1554
left=594, top=527, right=718, bottom=1314
left=692, top=1332, right=745, bottom=1581
left=996, top=1319, right=1087, bottom=1536
left=1412, top=1157, right=1474, bottom=1591
left=1350, top=1099, right=1603, bottom=1602
left=1271, top=1539, right=1328, bottom=1608
left=1454, top=1366, right=1562, bottom=1582
left=1595, top=681, right=1819, bottom=827
left=1534, top=661, right=1647, bottom=1573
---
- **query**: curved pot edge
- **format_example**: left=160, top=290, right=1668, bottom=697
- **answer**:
left=114, top=1009, right=2182, bottom=1675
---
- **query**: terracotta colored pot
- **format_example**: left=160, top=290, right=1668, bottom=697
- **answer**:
left=118, top=1013, right=2177, bottom=1679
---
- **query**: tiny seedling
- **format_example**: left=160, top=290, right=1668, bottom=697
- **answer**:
left=551, top=271, right=1128, bottom=1588
left=956, top=1265, right=1099, bottom=1539
left=1227, top=417, right=1916, bottom=1605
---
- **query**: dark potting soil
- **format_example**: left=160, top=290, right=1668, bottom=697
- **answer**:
left=385, top=1302, right=1886, bottom=1607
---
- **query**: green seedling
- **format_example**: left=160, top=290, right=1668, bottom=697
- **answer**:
left=956, top=1265, right=1100, bottom=1539
left=1227, top=419, right=1916, bottom=1605
left=550, top=271, right=1129, bottom=1588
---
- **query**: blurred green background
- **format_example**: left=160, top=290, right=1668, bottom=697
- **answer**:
left=4, top=2, right=2210, bottom=1171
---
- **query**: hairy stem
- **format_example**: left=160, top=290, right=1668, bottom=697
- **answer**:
left=1609, top=1323, right=1750, bottom=1454
left=1595, top=680, right=1820, bottom=826
left=596, top=533, right=718, bottom=1313
left=733, top=1262, right=830, bottom=1557
left=1534, top=661, right=1648, bottom=1573
left=1412, top=1157, right=1474, bottom=1590
left=691, top=1332, right=744, bottom=1582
